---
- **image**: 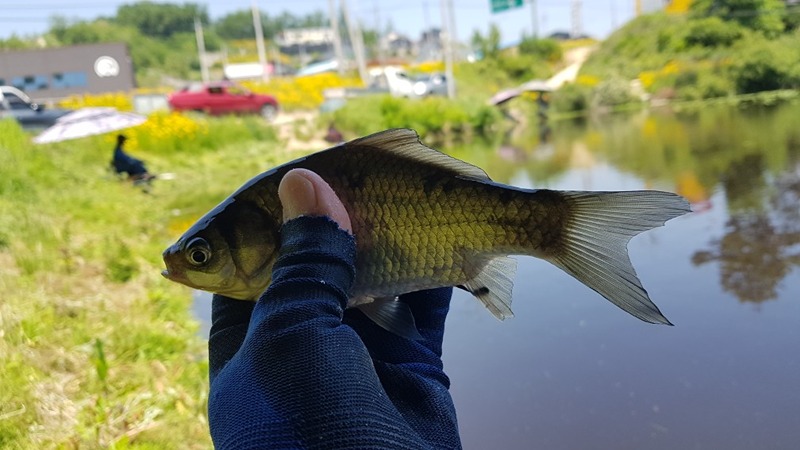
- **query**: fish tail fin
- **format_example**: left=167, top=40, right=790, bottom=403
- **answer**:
left=546, top=190, right=691, bottom=325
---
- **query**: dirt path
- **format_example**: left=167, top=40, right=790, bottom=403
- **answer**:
left=546, top=45, right=596, bottom=89
left=272, top=110, right=328, bottom=152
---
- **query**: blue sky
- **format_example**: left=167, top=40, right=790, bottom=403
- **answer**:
left=0, top=0, right=641, bottom=44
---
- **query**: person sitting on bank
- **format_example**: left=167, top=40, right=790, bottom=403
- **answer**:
left=111, top=134, right=155, bottom=183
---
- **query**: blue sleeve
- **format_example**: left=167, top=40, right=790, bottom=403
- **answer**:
left=207, top=216, right=461, bottom=450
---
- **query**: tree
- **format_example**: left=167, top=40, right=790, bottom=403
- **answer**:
left=518, top=36, right=562, bottom=62
left=690, top=0, right=786, bottom=37
left=49, top=16, right=116, bottom=45
left=784, top=1, right=800, bottom=31
left=116, top=2, right=208, bottom=38
left=471, top=24, right=501, bottom=60
left=214, top=10, right=257, bottom=40
left=0, top=35, right=33, bottom=50
left=685, top=16, right=744, bottom=47
left=213, top=9, right=329, bottom=41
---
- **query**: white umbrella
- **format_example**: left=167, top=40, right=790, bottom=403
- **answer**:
left=33, top=107, right=147, bottom=144
left=518, top=79, right=554, bottom=93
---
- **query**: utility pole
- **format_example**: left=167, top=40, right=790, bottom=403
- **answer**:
left=529, top=0, right=538, bottom=38
left=447, top=0, right=457, bottom=49
left=327, top=0, right=346, bottom=75
left=440, top=0, right=455, bottom=99
left=194, top=17, right=210, bottom=83
left=373, top=0, right=384, bottom=66
left=342, top=0, right=368, bottom=85
left=571, top=0, right=583, bottom=38
left=252, top=1, right=270, bottom=82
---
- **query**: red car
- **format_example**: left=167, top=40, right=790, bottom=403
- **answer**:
left=168, top=81, right=279, bottom=121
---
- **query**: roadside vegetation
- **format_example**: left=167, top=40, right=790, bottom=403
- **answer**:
left=0, top=116, right=293, bottom=448
left=568, top=0, right=800, bottom=111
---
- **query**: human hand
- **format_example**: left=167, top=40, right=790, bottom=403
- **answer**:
left=207, top=168, right=460, bottom=449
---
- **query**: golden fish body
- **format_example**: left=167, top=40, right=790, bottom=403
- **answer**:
left=163, top=129, right=690, bottom=335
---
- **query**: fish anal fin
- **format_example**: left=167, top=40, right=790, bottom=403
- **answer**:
left=356, top=297, right=424, bottom=340
left=463, top=256, right=517, bottom=320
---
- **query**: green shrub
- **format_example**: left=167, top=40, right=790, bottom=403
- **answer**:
left=551, top=83, right=592, bottom=113
left=685, top=17, right=744, bottom=47
left=729, top=38, right=800, bottom=93
left=591, top=77, right=640, bottom=108
left=518, top=37, right=563, bottom=63
left=675, top=69, right=734, bottom=100
left=689, top=0, right=786, bottom=38
left=332, top=95, right=500, bottom=140
left=497, top=54, right=550, bottom=81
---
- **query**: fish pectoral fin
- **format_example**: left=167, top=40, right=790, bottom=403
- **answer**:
left=356, top=297, right=425, bottom=340
left=463, top=256, right=517, bottom=320
left=548, top=190, right=691, bottom=325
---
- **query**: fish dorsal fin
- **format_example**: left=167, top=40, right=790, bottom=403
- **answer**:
left=462, top=256, right=517, bottom=320
left=349, top=128, right=490, bottom=181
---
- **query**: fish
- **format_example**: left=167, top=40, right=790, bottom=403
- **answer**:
left=162, top=128, right=691, bottom=338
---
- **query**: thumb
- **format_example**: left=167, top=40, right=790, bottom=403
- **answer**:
left=278, top=169, right=352, bottom=233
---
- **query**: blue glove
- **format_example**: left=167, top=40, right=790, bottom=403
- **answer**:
left=207, top=216, right=461, bottom=449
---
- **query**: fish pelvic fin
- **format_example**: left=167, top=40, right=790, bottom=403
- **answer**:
left=356, top=297, right=425, bottom=340
left=462, top=256, right=517, bottom=320
left=547, top=191, right=691, bottom=325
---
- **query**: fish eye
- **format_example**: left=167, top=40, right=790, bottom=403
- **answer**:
left=185, top=237, right=211, bottom=266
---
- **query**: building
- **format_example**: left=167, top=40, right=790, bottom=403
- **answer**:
left=0, top=43, right=135, bottom=102
left=276, top=27, right=335, bottom=56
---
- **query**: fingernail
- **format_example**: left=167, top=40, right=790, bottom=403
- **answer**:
left=278, top=169, right=317, bottom=222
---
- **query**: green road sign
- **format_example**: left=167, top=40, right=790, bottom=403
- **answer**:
left=491, top=0, right=524, bottom=13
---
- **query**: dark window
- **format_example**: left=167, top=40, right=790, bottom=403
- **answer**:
left=12, top=75, right=49, bottom=91
left=52, top=72, right=88, bottom=89
left=5, top=93, right=29, bottom=110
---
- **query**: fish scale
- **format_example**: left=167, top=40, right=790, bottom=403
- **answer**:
left=162, top=128, right=691, bottom=338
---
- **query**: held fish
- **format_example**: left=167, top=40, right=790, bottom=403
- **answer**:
left=162, top=128, right=691, bottom=338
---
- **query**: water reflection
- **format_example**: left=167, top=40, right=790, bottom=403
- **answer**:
left=448, top=104, right=800, bottom=309
left=192, top=102, right=800, bottom=450
left=437, top=103, right=800, bottom=449
left=692, top=163, right=800, bottom=303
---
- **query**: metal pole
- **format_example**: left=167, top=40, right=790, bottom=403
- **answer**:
left=194, top=17, right=210, bottom=83
left=440, top=0, right=455, bottom=99
left=252, top=1, right=270, bottom=82
left=374, top=0, right=384, bottom=66
left=328, top=0, right=346, bottom=75
left=571, top=0, right=582, bottom=38
left=529, top=0, right=538, bottom=38
left=342, top=0, right=368, bottom=85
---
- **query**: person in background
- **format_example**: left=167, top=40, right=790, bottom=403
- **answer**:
left=111, top=134, right=155, bottom=184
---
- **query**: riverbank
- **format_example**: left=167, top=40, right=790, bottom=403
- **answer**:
left=0, top=116, right=315, bottom=448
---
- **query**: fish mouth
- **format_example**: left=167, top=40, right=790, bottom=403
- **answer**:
left=161, top=268, right=187, bottom=284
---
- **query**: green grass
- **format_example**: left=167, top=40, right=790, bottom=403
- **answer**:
left=0, top=117, right=294, bottom=448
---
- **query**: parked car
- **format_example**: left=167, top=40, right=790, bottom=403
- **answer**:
left=168, top=81, right=279, bottom=121
left=413, top=73, right=448, bottom=97
left=0, top=86, right=71, bottom=130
